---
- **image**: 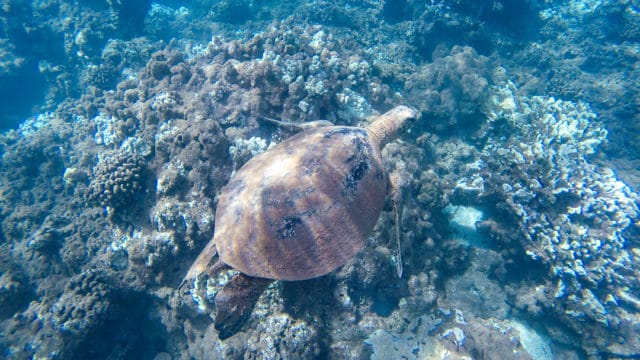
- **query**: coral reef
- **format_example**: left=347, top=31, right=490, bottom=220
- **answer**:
left=0, top=1, right=639, bottom=359
left=0, top=263, right=31, bottom=320
left=0, top=0, right=172, bottom=132
left=510, top=1, right=640, bottom=183
left=405, top=46, right=491, bottom=134
left=447, top=81, right=640, bottom=357
left=51, top=270, right=114, bottom=335
left=245, top=313, right=320, bottom=359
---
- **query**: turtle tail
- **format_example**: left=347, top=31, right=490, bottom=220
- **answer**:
left=214, top=274, right=272, bottom=340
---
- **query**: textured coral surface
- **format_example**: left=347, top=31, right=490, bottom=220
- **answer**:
left=1, top=0, right=639, bottom=359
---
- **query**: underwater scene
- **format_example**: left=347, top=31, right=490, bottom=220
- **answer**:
left=1, top=0, right=640, bottom=359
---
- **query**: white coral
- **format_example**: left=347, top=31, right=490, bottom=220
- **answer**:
left=229, top=136, right=268, bottom=159
left=482, top=82, right=639, bottom=315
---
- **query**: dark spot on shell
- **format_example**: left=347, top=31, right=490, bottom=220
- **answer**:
left=342, top=136, right=372, bottom=196
left=350, top=160, right=369, bottom=183
left=344, top=160, right=369, bottom=195
left=278, top=216, right=302, bottom=238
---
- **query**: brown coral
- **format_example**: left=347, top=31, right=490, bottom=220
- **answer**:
left=86, top=150, right=147, bottom=210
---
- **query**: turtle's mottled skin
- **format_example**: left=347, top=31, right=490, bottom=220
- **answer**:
left=185, top=105, right=418, bottom=339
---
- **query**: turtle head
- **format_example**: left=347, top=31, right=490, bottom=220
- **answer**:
left=366, top=105, right=419, bottom=149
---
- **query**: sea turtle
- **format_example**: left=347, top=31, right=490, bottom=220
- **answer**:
left=185, top=105, right=419, bottom=339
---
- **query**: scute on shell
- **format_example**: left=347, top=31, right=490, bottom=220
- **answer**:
left=214, top=126, right=387, bottom=281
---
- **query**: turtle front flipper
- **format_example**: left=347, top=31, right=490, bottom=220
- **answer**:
left=389, top=171, right=407, bottom=279
left=214, top=274, right=272, bottom=340
left=259, top=116, right=333, bottom=132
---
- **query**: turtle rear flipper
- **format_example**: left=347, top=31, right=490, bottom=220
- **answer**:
left=214, top=274, right=272, bottom=340
left=184, top=239, right=218, bottom=281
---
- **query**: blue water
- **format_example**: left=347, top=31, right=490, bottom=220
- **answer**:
left=0, top=1, right=639, bottom=359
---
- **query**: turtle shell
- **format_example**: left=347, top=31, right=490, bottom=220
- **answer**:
left=214, top=126, right=387, bottom=281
